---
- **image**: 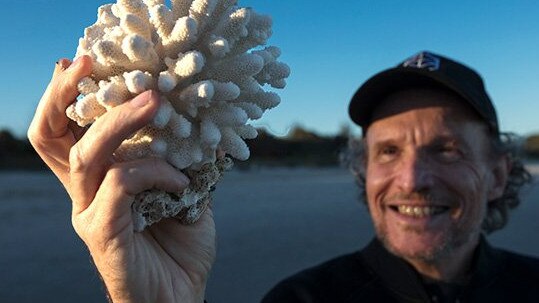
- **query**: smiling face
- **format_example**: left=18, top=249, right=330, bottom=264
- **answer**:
left=364, top=88, right=503, bottom=267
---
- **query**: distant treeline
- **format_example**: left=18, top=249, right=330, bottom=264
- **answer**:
left=0, top=130, right=47, bottom=170
left=244, top=127, right=349, bottom=168
left=1, top=128, right=539, bottom=171
left=526, top=134, right=539, bottom=158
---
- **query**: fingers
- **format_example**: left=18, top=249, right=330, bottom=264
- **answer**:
left=81, top=158, right=190, bottom=226
left=216, top=147, right=225, bottom=159
left=28, top=56, right=93, bottom=182
left=69, top=91, right=160, bottom=212
left=30, top=56, right=92, bottom=140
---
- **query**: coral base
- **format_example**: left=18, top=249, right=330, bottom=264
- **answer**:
left=131, top=157, right=233, bottom=231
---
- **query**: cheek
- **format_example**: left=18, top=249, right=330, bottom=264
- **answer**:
left=365, top=164, right=394, bottom=207
left=442, top=163, right=491, bottom=221
left=451, top=163, right=489, bottom=194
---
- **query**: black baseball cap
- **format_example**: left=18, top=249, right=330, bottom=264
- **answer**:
left=348, top=51, right=499, bottom=134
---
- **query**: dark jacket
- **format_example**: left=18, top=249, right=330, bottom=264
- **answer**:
left=262, top=238, right=539, bottom=302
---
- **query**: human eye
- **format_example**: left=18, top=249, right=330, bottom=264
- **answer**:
left=434, top=143, right=462, bottom=162
left=381, top=145, right=398, bottom=155
left=376, top=145, right=400, bottom=163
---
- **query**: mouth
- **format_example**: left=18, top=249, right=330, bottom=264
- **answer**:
left=389, top=205, right=450, bottom=218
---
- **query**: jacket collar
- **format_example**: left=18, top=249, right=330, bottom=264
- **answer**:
left=359, top=236, right=506, bottom=301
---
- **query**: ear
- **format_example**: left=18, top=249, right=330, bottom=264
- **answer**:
left=487, top=154, right=511, bottom=201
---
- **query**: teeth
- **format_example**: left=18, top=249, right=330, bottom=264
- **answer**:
left=396, top=205, right=446, bottom=217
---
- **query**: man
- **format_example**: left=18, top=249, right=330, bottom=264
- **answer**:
left=262, top=51, right=539, bottom=302
left=28, top=51, right=538, bottom=303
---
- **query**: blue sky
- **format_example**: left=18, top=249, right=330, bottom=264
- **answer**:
left=1, top=0, right=538, bottom=138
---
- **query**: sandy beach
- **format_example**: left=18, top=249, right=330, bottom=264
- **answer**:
left=0, top=165, right=538, bottom=302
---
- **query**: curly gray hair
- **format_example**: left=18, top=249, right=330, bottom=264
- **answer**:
left=342, top=132, right=533, bottom=234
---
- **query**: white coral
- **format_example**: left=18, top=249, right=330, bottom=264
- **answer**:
left=67, top=0, right=290, bottom=231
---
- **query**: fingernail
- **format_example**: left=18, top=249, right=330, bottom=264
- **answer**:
left=129, top=91, right=152, bottom=108
left=178, top=174, right=190, bottom=186
left=55, top=61, right=63, bottom=71
left=55, top=59, right=70, bottom=71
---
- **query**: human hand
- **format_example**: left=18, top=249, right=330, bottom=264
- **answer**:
left=28, top=56, right=215, bottom=303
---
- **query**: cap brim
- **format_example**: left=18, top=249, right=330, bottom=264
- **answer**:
left=349, top=68, right=466, bottom=128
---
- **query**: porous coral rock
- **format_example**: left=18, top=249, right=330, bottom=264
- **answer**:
left=131, top=157, right=233, bottom=230
left=67, top=0, right=290, bottom=231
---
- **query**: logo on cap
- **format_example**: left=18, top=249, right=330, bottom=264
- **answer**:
left=402, top=52, right=440, bottom=71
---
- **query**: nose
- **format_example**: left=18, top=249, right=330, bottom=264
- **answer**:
left=397, top=150, right=435, bottom=193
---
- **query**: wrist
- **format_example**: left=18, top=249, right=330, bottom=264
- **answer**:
left=193, top=279, right=208, bottom=303
left=103, top=277, right=208, bottom=303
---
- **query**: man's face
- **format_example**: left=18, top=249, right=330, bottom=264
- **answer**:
left=364, top=89, right=502, bottom=263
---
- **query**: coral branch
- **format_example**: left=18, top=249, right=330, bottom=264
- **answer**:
left=68, top=0, right=290, bottom=230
